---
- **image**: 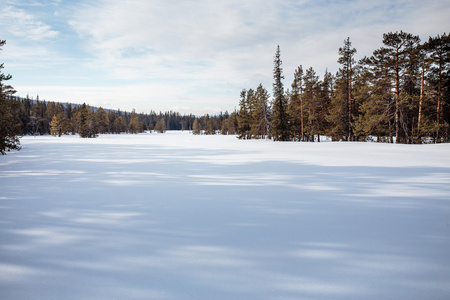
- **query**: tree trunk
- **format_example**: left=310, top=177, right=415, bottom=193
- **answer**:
left=348, top=63, right=353, bottom=141
left=436, top=62, right=442, bottom=142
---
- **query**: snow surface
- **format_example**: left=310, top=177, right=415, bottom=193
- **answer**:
left=1, top=132, right=450, bottom=300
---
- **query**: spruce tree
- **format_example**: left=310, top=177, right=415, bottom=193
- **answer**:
left=327, top=38, right=357, bottom=141
left=339, top=38, right=357, bottom=140
left=271, top=45, right=289, bottom=141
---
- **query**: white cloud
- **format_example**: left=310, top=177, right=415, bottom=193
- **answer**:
left=68, top=0, right=450, bottom=84
left=4, top=0, right=450, bottom=114
left=0, top=5, right=59, bottom=41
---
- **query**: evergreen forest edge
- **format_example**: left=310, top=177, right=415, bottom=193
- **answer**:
left=1, top=30, right=449, bottom=154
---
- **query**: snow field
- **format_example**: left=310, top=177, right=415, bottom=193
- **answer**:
left=1, top=132, right=450, bottom=299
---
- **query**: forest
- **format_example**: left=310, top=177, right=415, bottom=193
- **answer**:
left=238, top=31, right=450, bottom=144
left=3, top=96, right=223, bottom=137
left=1, top=30, right=449, bottom=154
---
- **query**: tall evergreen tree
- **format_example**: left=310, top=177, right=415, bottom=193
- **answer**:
left=317, top=69, right=333, bottom=140
left=424, top=33, right=450, bottom=141
left=204, top=118, right=216, bottom=135
left=237, top=89, right=251, bottom=139
left=288, top=66, right=304, bottom=141
left=96, top=107, right=110, bottom=133
left=303, top=67, right=321, bottom=141
left=271, top=45, right=290, bottom=141
left=355, top=48, right=395, bottom=142
left=382, top=31, right=420, bottom=143
left=252, top=84, right=271, bottom=139
left=328, top=38, right=357, bottom=141
left=154, top=118, right=166, bottom=133
left=221, top=111, right=238, bottom=135
left=0, top=40, right=21, bottom=154
left=128, top=109, right=142, bottom=133
left=339, top=37, right=357, bottom=140
left=78, top=103, right=97, bottom=138
left=192, top=118, right=201, bottom=135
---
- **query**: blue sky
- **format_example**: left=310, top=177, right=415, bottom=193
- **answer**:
left=1, top=0, right=449, bottom=115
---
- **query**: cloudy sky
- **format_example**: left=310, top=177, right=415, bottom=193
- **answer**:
left=1, top=0, right=449, bottom=115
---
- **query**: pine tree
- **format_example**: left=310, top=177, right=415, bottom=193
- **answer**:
left=96, top=107, right=110, bottom=133
left=50, top=116, right=63, bottom=137
left=317, top=69, right=333, bottom=140
left=252, top=84, right=271, bottom=139
left=424, top=33, right=450, bottom=142
left=327, top=38, right=357, bottom=141
left=78, top=103, right=97, bottom=138
left=288, top=66, right=304, bottom=141
left=128, top=109, right=142, bottom=133
left=0, top=40, right=21, bottom=154
left=114, top=116, right=127, bottom=133
left=192, top=118, right=201, bottom=134
left=221, top=111, right=238, bottom=135
left=382, top=31, right=420, bottom=143
left=154, top=118, right=166, bottom=133
left=237, top=89, right=250, bottom=139
left=204, top=119, right=215, bottom=134
left=303, top=67, right=321, bottom=141
left=271, top=45, right=290, bottom=141
left=339, top=38, right=357, bottom=140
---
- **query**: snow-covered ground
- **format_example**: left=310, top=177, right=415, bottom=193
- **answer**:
left=1, top=132, right=450, bottom=300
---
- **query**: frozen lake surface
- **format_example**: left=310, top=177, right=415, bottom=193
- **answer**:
left=1, top=132, right=450, bottom=299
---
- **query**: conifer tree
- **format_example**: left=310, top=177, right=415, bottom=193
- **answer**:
left=192, top=118, right=201, bottom=134
left=128, top=109, right=142, bottom=133
left=327, top=38, right=357, bottom=141
left=237, top=89, right=251, bottom=139
left=424, top=33, right=450, bottom=141
left=0, top=40, right=21, bottom=154
left=50, top=116, right=63, bottom=137
left=252, top=84, right=271, bottom=139
left=303, top=67, right=321, bottom=141
left=339, top=38, right=357, bottom=140
left=204, top=119, right=215, bottom=134
left=355, top=48, right=395, bottom=142
left=244, top=88, right=259, bottom=138
left=221, top=111, right=238, bottom=135
left=154, top=118, right=166, bottom=133
left=96, top=107, right=110, bottom=133
left=271, top=45, right=290, bottom=141
left=78, top=103, right=98, bottom=138
left=382, top=31, right=420, bottom=143
left=288, top=66, right=304, bottom=141
left=317, top=70, right=333, bottom=140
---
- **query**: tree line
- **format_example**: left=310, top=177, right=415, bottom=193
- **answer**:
left=235, top=31, right=450, bottom=143
left=1, top=32, right=449, bottom=153
left=4, top=95, right=236, bottom=138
